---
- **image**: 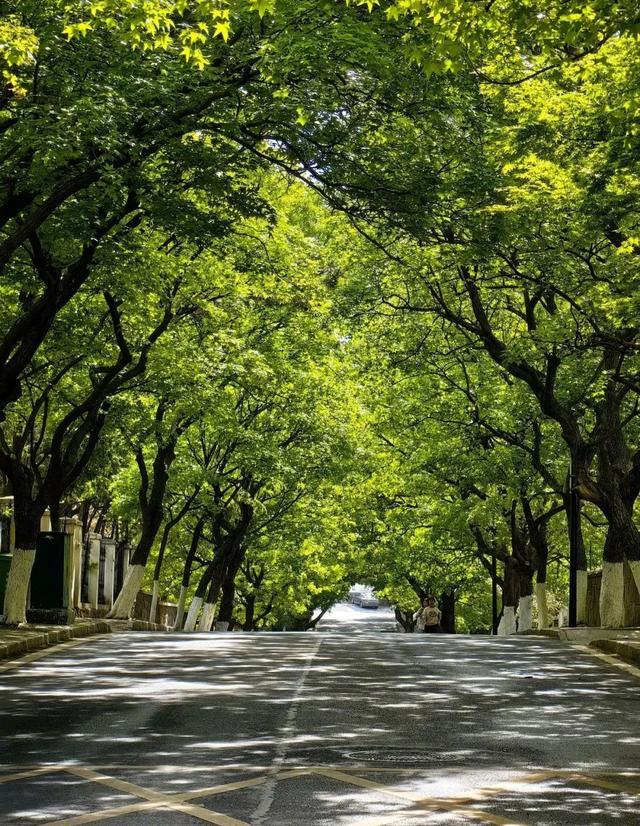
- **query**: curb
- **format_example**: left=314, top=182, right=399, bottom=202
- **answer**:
left=590, top=638, right=640, bottom=666
left=0, top=621, right=112, bottom=662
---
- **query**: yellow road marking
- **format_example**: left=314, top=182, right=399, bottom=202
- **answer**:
left=0, top=765, right=67, bottom=784
left=45, top=799, right=170, bottom=825
left=311, top=767, right=527, bottom=826
left=556, top=770, right=640, bottom=796
left=312, top=765, right=640, bottom=824
left=357, top=810, right=525, bottom=826
left=47, top=799, right=249, bottom=826
left=8, top=762, right=638, bottom=826
left=178, top=768, right=310, bottom=801
left=65, top=766, right=169, bottom=801
left=413, top=802, right=524, bottom=826
left=351, top=813, right=419, bottom=826
left=44, top=766, right=308, bottom=825
left=158, top=802, right=249, bottom=825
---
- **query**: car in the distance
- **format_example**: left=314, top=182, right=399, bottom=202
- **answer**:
left=349, top=588, right=366, bottom=605
left=359, top=594, right=379, bottom=609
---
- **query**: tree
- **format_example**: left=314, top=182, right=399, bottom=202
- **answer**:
left=0, top=270, right=189, bottom=623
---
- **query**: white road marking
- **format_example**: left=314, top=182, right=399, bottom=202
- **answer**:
left=251, top=635, right=323, bottom=824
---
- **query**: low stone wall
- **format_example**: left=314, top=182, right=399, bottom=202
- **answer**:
left=586, top=564, right=640, bottom=627
left=132, top=591, right=177, bottom=627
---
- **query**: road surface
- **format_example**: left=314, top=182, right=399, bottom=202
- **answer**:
left=317, top=601, right=397, bottom=633
left=0, top=614, right=638, bottom=824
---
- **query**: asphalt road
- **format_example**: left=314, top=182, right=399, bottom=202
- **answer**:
left=0, top=612, right=639, bottom=825
left=316, top=602, right=397, bottom=633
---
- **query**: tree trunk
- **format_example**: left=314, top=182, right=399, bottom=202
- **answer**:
left=439, top=590, right=456, bottom=633
left=534, top=538, right=549, bottom=630
left=173, top=517, right=205, bottom=630
left=49, top=502, right=61, bottom=534
left=149, top=523, right=171, bottom=622
left=174, top=585, right=187, bottom=631
left=199, top=566, right=224, bottom=631
left=516, top=573, right=534, bottom=633
left=406, top=576, right=429, bottom=604
left=198, top=572, right=220, bottom=631
left=217, top=577, right=236, bottom=627
left=107, top=432, right=178, bottom=619
left=524, top=501, right=550, bottom=629
left=184, top=557, right=219, bottom=631
left=3, top=547, right=37, bottom=625
left=243, top=594, right=256, bottom=631
left=599, top=499, right=639, bottom=626
left=108, top=564, right=145, bottom=619
left=149, top=579, right=160, bottom=625
left=217, top=551, right=245, bottom=627
left=254, top=602, right=274, bottom=630
left=198, top=601, right=215, bottom=632
left=498, top=557, right=519, bottom=635
left=2, top=497, right=44, bottom=625
left=594, top=367, right=640, bottom=627
left=536, top=581, right=548, bottom=630
left=305, top=605, right=329, bottom=630
left=562, top=490, right=588, bottom=623
left=149, top=490, right=200, bottom=625
left=394, top=607, right=416, bottom=632
left=183, top=595, right=203, bottom=632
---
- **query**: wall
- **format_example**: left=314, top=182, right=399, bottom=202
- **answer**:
left=586, top=564, right=640, bottom=627
left=133, top=590, right=178, bottom=627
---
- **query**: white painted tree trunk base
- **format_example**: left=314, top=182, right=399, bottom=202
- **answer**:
left=517, top=595, right=533, bottom=632
left=107, top=564, right=145, bottom=619
left=199, top=603, right=215, bottom=632
left=183, top=596, right=203, bottom=632
left=197, top=602, right=212, bottom=632
left=536, top=582, right=548, bottom=629
left=600, top=562, right=624, bottom=627
left=149, top=580, right=160, bottom=624
left=498, top=606, right=517, bottom=636
left=215, top=621, right=229, bottom=632
left=576, top=569, right=588, bottom=624
left=3, top=548, right=36, bottom=625
left=174, top=586, right=187, bottom=630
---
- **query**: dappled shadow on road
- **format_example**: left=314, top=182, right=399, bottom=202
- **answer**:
left=0, top=771, right=139, bottom=824
left=195, top=768, right=640, bottom=825
left=0, top=633, right=638, bottom=823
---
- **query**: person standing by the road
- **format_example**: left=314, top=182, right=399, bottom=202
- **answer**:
left=413, top=598, right=427, bottom=632
left=421, top=596, right=442, bottom=633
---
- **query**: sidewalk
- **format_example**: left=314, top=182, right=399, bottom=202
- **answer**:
left=524, top=626, right=640, bottom=670
left=548, top=627, right=640, bottom=668
left=0, top=620, right=112, bottom=662
left=589, top=636, right=640, bottom=666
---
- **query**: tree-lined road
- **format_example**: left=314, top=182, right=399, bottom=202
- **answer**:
left=1, top=622, right=638, bottom=825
